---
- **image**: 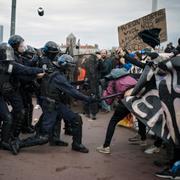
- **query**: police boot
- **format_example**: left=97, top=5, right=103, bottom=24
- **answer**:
left=49, top=119, right=68, bottom=147
left=0, top=114, right=19, bottom=155
left=9, top=138, right=20, bottom=155
left=1, top=141, right=19, bottom=155
left=19, top=134, right=49, bottom=148
left=71, top=114, right=89, bottom=153
left=1, top=136, right=19, bottom=156
left=1, top=138, right=19, bottom=155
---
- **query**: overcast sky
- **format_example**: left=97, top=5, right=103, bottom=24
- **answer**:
left=0, top=0, right=180, bottom=49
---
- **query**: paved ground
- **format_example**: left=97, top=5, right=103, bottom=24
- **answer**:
left=0, top=107, right=162, bottom=180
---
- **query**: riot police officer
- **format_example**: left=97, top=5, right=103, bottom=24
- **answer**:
left=0, top=42, right=45, bottom=154
left=0, top=42, right=16, bottom=154
left=7, top=35, right=28, bottom=138
left=8, top=35, right=45, bottom=137
left=17, top=54, right=95, bottom=153
left=20, top=45, right=38, bottom=133
left=36, top=41, right=69, bottom=146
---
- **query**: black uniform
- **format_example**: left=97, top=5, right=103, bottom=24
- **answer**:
left=7, top=35, right=43, bottom=138
left=0, top=42, right=44, bottom=154
left=36, top=41, right=71, bottom=146
left=20, top=46, right=38, bottom=133
left=18, top=54, right=94, bottom=153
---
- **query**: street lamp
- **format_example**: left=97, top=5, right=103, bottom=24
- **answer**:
left=10, top=0, right=17, bottom=36
left=152, top=0, right=158, bottom=12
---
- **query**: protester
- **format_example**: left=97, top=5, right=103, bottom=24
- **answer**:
left=96, top=68, right=137, bottom=154
left=98, top=49, right=113, bottom=113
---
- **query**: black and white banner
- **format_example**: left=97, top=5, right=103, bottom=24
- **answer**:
left=123, top=56, right=180, bottom=145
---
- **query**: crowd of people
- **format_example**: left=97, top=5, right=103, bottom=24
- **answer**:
left=0, top=33, right=180, bottom=179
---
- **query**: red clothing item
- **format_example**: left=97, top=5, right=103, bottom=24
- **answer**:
left=78, top=68, right=86, bottom=81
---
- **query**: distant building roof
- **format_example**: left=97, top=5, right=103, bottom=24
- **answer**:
left=60, top=44, right=98, bottom=49
left=67, top=33, right=76, bottom=39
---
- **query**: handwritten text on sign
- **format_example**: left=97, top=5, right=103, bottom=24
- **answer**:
left=118, top=9, right=167, bottom=51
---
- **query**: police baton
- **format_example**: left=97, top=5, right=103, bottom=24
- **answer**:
left=94, top=92, right=123, bottom=103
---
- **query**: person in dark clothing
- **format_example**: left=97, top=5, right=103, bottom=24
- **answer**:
left=0, top=42, right=45, bottom=155
left=36, top=41, right=70, bottom=146
left=8, top=35, right=33, bottom=138
left=82, top=54, right=99, bottom=120
left=97, top=49, right=113, bottom=112
left=96, top=49, right=160, bottom=154
left=20, top=45, right=38, bottom=133
left=15, top=54, right=95, bottom=154
left=96, top=66, right=137, bottom=154
left=98, top=49, right=113, bottom=79
left=7, top=35, right=45, bottom=139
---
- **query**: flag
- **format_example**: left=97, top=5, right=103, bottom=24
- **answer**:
left=123, top=56, right=180, bottom=145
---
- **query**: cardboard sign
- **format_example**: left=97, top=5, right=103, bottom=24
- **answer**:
left=118, top=8, right=167, bottom=51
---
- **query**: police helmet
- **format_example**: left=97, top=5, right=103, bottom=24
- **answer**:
left=0, top=42, right=15, bottom=61
left=57, top=54, right=75, bottom=67
left=8, top=35, right=24, bottom=49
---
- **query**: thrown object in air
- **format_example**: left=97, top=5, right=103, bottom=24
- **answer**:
left=37, top=7, right=44, bottom=16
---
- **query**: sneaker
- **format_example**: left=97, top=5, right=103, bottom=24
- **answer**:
left=96, top=146, right=111, bottom=154
left=128, top=134, right=141, bottom=142
left=155, top=168, right=180, bottom=179
left=144, top=145, right=160, bottom=154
